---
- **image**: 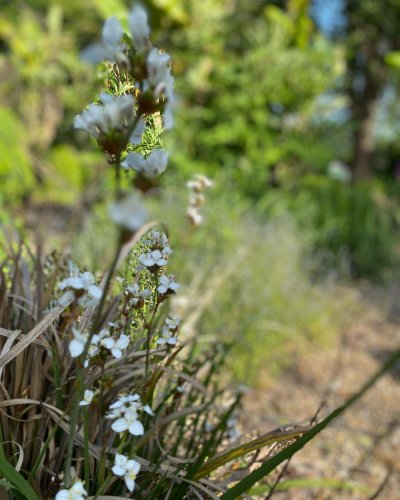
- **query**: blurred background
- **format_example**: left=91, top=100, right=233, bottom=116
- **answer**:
left=1, top=0, right=400, bottom=377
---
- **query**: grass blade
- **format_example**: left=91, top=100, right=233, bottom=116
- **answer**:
left=0, top=457, right=39, bottom=500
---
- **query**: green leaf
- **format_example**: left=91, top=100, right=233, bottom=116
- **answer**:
left=385, top=51, right=400, bottom=69
left=0, top=458, right=39, bottom=500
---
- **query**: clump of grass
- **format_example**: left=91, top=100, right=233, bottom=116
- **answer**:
left=0, top=234, right=247, bottom=498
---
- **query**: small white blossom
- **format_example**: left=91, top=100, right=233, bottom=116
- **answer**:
left=101, top=333, right=130, bottom=359
left=74, top=94, right=135, bottom=139
left=187, top=206, right=204, bottom=227
left=122, top=150, right=168, bottom=179
left=129, top=4, right=151, bottom=54
left=109, top=393, right=141, bottom=411
left=157, top=274, right=180, bottom=294
left=81, top=16, right=127, bottom=65
left=129, top=117, right=146, bottom=145
left=79, top=390, right=94, bottom=407
left=55, top=480, right=87, bottom=500
left=109, top=193, right=148, bottom=233
left=165, top=317, right=180, bottom=330
left=147, top=48, right=171, bottom=92
left=69, top=328, right=88, bottom=358
left=107, top=393, right=154, bottom=430
left=112, top=453, right=141, bottom=493
left=157, top=325, right=177, bottom=346
left=139, top=249, right=168, bottom=268
left=111, top=407, right=144, bottom=436
left=59, top=272, right=102, bottom=308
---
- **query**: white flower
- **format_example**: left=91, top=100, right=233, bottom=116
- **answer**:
left=157, top=325, right=177, bottom=346
left=109, top=393, right=141, bottom=410
left=165, top=317, right=180, bottom=331
left=81, top=16, right=127, bottom=65
left=55, top=480, right=87, bottom=500
left=101, top=334, right=130, bottom=359
left=147, top=48, right=171, bottom=90
left=73, top=104, right=107, bottom=139
left=129, top=117, right=146, bottom=145
left=145, top=231, right=169, bottom=249
left=187, top=206, right=203, bottom=227
left=59, top=271, right=102, bottom=307
left=74, top=94, right=135, bottom=139
left=69, top=328, right=88, bottom=358
left=122, top=149, right=169, bottom=179
left=109, top=193, right=147, bottom=233
left=187, top=174, right=213, bottom=191
left=129, top=4, right=151, bottom=54
left=111, top=407, right=144, bottom=436
left=79, top=390, right=94, bottom=407
left=112, top=453, right=141, bottom=493
left=157, top=274, right=180, bottom=294
left=139, top=250, right=168, bottom=268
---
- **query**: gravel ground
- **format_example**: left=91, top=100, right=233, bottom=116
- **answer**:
left=242, top=287, right=400, bottom=499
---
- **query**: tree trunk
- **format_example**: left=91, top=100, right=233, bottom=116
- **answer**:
left=352, top=97, right=376, bottom=181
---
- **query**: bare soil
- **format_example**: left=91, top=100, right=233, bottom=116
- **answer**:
left=243, top=284, right=400, bottom=499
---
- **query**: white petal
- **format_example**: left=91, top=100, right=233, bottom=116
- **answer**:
left=111, top=348, right=122, bottom=359
left=128, top=420, right=144, bottom=436
left=112, top=418, right=129, bottom=433
left=124, top=476, right=135, bottom=492
left=55, top=491, right=70, bottom=500
left=103, top=17, right=124, bottom=50
left=112, top=464, right=126, bottom=477
left=81, top=43, right=108, bottom=64
left=87, top=285, right=102, bottom=300
left=58, top=290, right=75, bottom=307
left=69, top=339, right=85, bottom=358
left=129, top=4, right=150, bottom=53
left=116, top=334, right=130, bottom=349
left=126, top=460, right=141, bottom=475
left=101, top=338, right=115, bottom=349
left=157, top=285, right=168, bottom=294
left=143, top=404, right=154, bottom=416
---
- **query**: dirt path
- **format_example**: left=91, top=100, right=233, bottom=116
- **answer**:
left=243, top=288, right=400, bottom=499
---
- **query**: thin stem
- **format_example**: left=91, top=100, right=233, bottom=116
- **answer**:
left=90, top=242, right=122, bottom=337
left=64, top=370, right=84, bottom=485
left=83, top=409, right=90, bottom=492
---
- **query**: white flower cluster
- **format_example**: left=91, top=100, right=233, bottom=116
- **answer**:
left=75, top=3, right=174, bottom=160
left=136, top=231, right=181, bottom=296
left=74, top=93, right=142, bottom=142
left=125, top=282, right=151, bottom=308
left=112, top=453, right=141, bottom=493
left=107, top=393, right=154, bottom=436
left=157, top=274, right=180, bottom=295
left=101, top=332, right=130, bottom=359
left=55, top=480, right=87, bottom=500
left=157, top=317, right=180, bottom=346
left=186, top=174, right=213, bottom=227
left=58, top=270, right=102, bottom=308
left=139, top=231, right=172, bottom=269
left=69, top=327, right=130, bottom=364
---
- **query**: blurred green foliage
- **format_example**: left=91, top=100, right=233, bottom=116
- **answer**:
left=1, top=1, right=400, bottom=283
